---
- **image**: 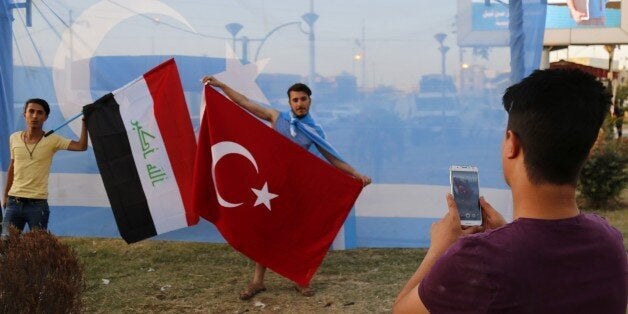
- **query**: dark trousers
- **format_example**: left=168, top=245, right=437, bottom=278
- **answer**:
left=1, top=196, right=50, bottom=236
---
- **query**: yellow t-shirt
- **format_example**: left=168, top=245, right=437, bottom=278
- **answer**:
left=8, top=131, right=71, bottom=199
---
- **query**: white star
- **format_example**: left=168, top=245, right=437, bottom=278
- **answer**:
left=251, top=182, right=278, bottom=211
left=214, top=44, right=270, bottom=104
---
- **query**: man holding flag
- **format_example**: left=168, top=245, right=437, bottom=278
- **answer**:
left=2, top=98, right=88, bottom=237
left=201, top=76, right=371, bottom=300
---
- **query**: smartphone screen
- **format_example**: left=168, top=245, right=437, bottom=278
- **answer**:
left=450, top=167, right=482, bottom=226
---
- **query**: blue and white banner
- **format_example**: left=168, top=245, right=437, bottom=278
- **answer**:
left=1, top=0, right=546, bottom=248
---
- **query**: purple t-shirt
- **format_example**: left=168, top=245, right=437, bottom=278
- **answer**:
left=419, top=214, right=627, bottom=313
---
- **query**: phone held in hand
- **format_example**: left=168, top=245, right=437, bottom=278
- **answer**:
left=449, top=165, right=482, bottom=226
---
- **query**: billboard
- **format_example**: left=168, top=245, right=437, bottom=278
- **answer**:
left=460, top=0, right=627, bottom=46
left=546, top=0, right=621, bottom=28
left=544, top=0, right=628, bottom=45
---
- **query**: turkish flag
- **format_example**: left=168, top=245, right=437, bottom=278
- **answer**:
left=193, top=86, right=363, bottom=286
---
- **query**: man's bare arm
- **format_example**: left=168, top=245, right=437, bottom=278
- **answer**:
left=67, top=120, right=88, bottom=151
left=202, top=76, right=279, bottom=123
left=2, top=159, right=14, bottom=208
left=318, top=147, right=371, bottom=186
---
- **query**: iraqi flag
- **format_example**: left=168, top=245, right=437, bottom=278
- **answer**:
left=83, top=59, right=198, bottom=243
left=192, top=86, right=363, bottom=286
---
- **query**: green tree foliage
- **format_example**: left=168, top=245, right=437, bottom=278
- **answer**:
left=578, top=136, right=628, bottom=209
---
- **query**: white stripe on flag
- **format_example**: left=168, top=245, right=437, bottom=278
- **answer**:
left=113, top=79, right=188, bottom=234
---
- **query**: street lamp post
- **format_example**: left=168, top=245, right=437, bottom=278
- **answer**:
left=301, top=11, right=318, bottom=90
left=225, top=4, right=319, bottom=88
left=439, top=45, right=450, bottom=76
left=605, top=44, right=615, bottom=74
left=434, top=33, right=450, bottom=116
left=225, top=22, right=243, bottom=56
left=1, top=0, right=31, bottom=171
left=353, top=23, right=366, bottom=90
left=434, top=33, right=449, bottom=77
left=253, top=21, right=301, bottom=62
left=605, top=44, right=616, bottom=100
left=240, top=36, right=250, bottom=64
left=226, top=22, right=303, bottom=65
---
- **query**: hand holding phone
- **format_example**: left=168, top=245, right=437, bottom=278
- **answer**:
left=479, top=196, right=506, bottom=230
left=450, top=165, right=482, bottom=226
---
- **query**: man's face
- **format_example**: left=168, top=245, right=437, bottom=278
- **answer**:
left=288, top=91, right=311, bottom=118
left=23, top=103, right=48, bottom=129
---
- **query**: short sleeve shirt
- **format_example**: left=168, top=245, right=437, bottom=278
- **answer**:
left=9, top=131, right=71, bottom=199
left=419, top=214, right=627, bottom=313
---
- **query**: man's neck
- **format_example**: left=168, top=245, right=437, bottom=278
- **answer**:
left=24, top=128, right=43, bottom=141
left=512, top=183, right=580, bottom=220
left=290, top=110, right=307, bottom=119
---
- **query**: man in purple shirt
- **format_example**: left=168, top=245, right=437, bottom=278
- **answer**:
left=394, top=69, right=627, bottom=313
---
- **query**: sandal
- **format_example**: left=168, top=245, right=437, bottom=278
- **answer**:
left=239, top=283, right=266, bottom=300
left=294, top=285, right=315, bottom=297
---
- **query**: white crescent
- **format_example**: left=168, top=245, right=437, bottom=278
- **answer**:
left=52, top=0, right=195, bottom=137
left=211, top=141, right=259, bottom=208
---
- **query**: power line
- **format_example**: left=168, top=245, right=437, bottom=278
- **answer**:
left=32, top=2, right=63, bottom=40
left=106, top=0, right=228, bottom=41
left=12, top=29, right=27, bottom=67
left=40, top=0, right=69, bottom=28
left=15, top=5, right=46, bottom=67
left=42, top=0, right=233, bottom=43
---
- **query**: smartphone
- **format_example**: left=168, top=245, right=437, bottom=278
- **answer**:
left=449, top=165, right=482, bottom=226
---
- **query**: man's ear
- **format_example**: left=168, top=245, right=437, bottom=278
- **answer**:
left=503, top=130, right=521, bottom=159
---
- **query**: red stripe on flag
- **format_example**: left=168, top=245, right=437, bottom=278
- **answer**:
left=143, top=58, right=199, bottom=226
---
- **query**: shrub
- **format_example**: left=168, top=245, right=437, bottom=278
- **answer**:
left=0, top=227, right=84, bottom=313
left=578, top=140, right=628, bottom=209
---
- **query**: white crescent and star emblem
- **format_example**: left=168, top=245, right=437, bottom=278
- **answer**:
left=52, top=0, right=195, bottom=138
left=211, top=141, right=278, bottom=211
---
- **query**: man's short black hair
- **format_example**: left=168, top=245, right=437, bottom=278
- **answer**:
left=24, top=98, right=50, bottom=116
left=502, top=69, right=610, bottom=186
left=287, top=83, right=312, bottom=97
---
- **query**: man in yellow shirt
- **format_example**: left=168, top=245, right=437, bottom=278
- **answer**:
left=1, top=98, right=88, bottom=236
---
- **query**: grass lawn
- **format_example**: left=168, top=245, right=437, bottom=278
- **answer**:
left=67, top=238, right=422, bottom=313
left=60, top=202, right=627, bottom=313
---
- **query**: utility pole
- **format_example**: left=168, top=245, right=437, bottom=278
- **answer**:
left=0, top=0, right=31, bottom=171
left=225, top=22, right=243, bottom=54
left=225, top=2, right=318, bottom=89
left=301, top=0, right=318, bottom=92
left=509, top=0, right=524, bottom=84
left=361, top=23, right=366, bottom=90
left=605, top=44, right=616, bottom=102
left=434, top=33, right=449, bottom=78
left=434, top=33, right=449, bottom=116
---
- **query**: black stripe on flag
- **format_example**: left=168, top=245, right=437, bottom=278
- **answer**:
left=84, top=93, right=157, bottom=243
